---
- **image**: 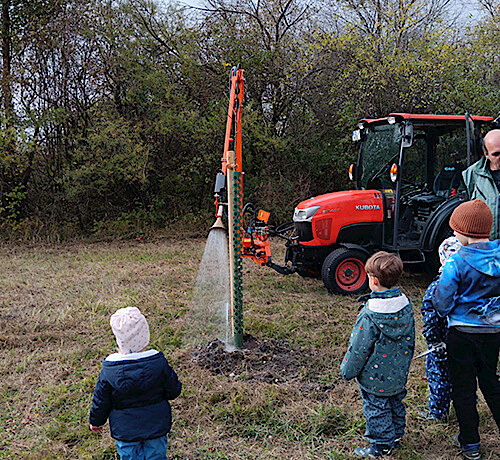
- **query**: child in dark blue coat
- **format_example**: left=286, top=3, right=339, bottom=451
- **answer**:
left=419, top=236, right=461, bottom=422
left=89, top=307, right=182, bottom=459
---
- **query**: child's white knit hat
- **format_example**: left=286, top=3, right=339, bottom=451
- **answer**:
left=110, top=307, right=150, bottom=353
left=438, top=236, right=462, bottom=268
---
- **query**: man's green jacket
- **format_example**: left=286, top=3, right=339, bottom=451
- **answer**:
left=462, top=157, right=500, bottom=240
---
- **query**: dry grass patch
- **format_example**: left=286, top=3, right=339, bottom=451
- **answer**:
left=0, top=237, right=499, bottom=459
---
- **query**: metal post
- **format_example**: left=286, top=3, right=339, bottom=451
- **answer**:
left=232, top=170, right=244, bottom=348
left=226, top=151, right=244, bottom=349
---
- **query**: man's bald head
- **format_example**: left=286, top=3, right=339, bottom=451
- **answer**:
left=483, top=129, right=500, bottom=171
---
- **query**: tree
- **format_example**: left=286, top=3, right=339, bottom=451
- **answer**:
left=324, top=0, right=456, bottom=54
left=1, top=0, right=13, bottom=121
left=0, top=0, right=497, bottom=238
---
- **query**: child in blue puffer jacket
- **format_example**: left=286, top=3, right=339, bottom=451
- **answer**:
left=432, top=200, right=500, bottom=460
left=89, top=307, right=182, bottom=459
left=341, top=252, right=415, bottom=458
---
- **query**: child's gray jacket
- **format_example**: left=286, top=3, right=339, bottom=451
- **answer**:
left=341, top=287, right=415, bottom=396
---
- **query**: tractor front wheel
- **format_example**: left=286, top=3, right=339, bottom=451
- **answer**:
left=321, top=248, right=368, bottom=295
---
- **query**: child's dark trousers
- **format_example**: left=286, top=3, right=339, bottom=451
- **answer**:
left=360, top=388, right=407, bottom=448
left=447, top=327, right=500, bottom=445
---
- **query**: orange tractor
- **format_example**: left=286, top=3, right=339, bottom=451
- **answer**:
left=213, top=68, right=499, bottom=296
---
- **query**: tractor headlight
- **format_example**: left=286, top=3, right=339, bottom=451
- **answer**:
left=293, top=205, right=320, bottom=222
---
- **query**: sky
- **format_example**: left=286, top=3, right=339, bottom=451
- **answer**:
left=163, top=0, right=486, bottom=24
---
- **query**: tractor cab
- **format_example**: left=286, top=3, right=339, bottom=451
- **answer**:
left=352, top=114, right=492, bottom=255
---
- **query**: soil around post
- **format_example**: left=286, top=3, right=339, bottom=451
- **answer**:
left=192, top=334, right=336, bottom=393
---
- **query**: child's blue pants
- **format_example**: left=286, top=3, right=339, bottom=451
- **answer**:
left=360, top=388, right=407, bottom=447
left=426, top=350, right=452, bottom=419
left=116, top=435, right=168, bottom=459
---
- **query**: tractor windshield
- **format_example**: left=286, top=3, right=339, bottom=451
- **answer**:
left=358, top=124, right=402, bottom=190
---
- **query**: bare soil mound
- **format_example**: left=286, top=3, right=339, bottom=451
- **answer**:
left=192, top=334, right=335, bottom=391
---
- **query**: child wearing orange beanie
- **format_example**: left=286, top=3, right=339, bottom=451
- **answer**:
left=432, top=199, right=500, bottom=460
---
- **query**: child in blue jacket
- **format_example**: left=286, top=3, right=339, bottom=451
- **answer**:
left=341, top=252, right=415, bottom=458
left=419, top=236, right=461, bottom=422
left=432, top=200, right=500, bottom=460
left=89, top=307, right=182, bottom=459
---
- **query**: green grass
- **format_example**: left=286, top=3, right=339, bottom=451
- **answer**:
left=0, top=237, right=499, bottom=459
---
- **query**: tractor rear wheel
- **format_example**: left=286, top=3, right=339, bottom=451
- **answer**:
left=321, top=248, right=368, bottom=295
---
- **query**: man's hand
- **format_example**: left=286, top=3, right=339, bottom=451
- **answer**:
left=89, top=424, right=103, bottom=433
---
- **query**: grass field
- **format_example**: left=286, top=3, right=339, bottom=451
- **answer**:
left=1, top=237, right=499, bottom=459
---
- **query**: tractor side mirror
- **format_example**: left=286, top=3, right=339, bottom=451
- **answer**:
left=402, top=122, right=413, bottom=148
left=390, top=163, right=400, bottom=183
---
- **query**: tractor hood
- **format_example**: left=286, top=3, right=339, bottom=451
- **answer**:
left=295, top=190, right=385, bottom=214
left=293, top=190, right=385, bottom=246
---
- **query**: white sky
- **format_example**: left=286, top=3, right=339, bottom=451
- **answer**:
left=164, top=0, right=486, bottom=23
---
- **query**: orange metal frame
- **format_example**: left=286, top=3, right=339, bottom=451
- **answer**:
left=222, top=68, right=244, bottom=174
left=218, top=67, right=271, bottom=266
left=242, top=231, right=272, bottom=266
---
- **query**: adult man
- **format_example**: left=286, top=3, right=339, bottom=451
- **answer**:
left=462, top=129, right=500, bottom=240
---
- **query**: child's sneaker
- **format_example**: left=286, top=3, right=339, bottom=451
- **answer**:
left=452, top=434, right=481, bottom=460
left=354, top=444, right=392, bottom=458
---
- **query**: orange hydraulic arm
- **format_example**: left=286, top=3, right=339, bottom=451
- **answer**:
left=213, top=67, right=272, bottom=267
left=222, top=68, right=244, bottom=174
left=214, top=67, right=244, bottom=217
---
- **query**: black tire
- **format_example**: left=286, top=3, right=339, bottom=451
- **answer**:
left=425, top=223, right=454, bottom=275
left=321, top=248, right=369, bottom=295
